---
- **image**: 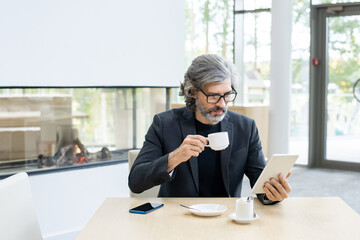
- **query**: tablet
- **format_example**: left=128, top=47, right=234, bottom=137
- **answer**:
left=251, top=154, right=299, bottom=194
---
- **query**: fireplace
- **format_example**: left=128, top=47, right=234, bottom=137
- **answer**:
left=0, top=87, right=172, bottom=176
left=37, top=138, right=112, bottom=168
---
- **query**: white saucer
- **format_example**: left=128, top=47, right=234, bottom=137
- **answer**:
left=188, top=204, right=227, bottom=217
left=229, top=213, right=259, bottom=224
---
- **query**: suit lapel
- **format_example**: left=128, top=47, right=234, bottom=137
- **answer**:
left=220, top=114, right=233, bottom=196
left=180, top=110, right=199, bottom=194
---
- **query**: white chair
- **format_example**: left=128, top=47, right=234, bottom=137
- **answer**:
left=128, top=150, right=160, bottom=197
left=0, top=172, right=43, bottom=240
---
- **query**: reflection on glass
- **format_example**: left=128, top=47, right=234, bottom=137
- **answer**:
left=185, top=0, right=233, bottom=67
left=136, top=88, right=166, bottom=147
left=0, top=88, right=167, bottom=175
left=312, top=0, right=360, bottom=5
left=289, top=0, right=311, bottom=165
left=235, top=0, right=271, bottom=11
left=326, top=15, right=360, bottom=163
left=234, top=11, right=271, bottom=105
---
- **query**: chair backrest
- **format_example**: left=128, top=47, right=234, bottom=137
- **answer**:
left=0, top=172, right=43, bottom=240
left=128, top=150, right=160, bottom=197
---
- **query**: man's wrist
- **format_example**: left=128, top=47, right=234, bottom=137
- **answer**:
left=167, top=151, right=180, bottom=172
left=257, top=194, right=277, bottom=205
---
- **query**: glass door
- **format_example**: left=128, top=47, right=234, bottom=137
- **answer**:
left=310, top=3, right=360, bottom=170
left=326, top=14, right=360, bottom=163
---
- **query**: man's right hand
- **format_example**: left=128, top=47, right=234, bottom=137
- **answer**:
left=167, top=135, right=208, bottom=172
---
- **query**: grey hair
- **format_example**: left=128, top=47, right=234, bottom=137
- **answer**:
left=179, top=54, right=238, bottom=112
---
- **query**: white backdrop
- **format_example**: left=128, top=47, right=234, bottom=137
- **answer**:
left=0, top=0, right=185, bottom=87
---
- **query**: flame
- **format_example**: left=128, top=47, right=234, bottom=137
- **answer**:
left=73, top=143, right=86, bottom=163
left=74, top=144, right=82, bottom=154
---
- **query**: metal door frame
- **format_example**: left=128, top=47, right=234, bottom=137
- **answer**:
left=309, top=2, right=360, bottom=171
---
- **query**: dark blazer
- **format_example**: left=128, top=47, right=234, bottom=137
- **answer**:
left=128, top=107, right=266, bottom=198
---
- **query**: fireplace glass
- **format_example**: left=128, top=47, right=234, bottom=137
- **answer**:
left=0, top=87, right=172, bottom=176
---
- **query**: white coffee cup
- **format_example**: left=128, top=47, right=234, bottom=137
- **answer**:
left=236, top=197, right=253, bottom=219
left=206, top=132, right=229, bottom=151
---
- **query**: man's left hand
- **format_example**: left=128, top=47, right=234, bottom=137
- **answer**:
left=263, top=172, right=292, bottom=201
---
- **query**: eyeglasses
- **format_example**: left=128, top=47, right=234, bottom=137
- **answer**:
left=198, top=88, right=237, bottom=104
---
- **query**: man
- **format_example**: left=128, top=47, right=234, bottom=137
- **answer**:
left=128, top=54, right=291, bottom=204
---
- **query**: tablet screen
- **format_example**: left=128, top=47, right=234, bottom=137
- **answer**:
left=251, top=154, right=299, bottom=194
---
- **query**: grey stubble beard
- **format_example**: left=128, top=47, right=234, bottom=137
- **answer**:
left=195, top=98, right=227, bottom=123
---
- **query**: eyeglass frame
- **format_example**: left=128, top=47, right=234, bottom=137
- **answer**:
left=197, top=87, right=238, bottom=104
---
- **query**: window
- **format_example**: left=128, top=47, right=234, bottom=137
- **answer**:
left=312, top=0, right=360, bottom=4
left=234, top=0, right=311, bottom=164
left=289, top=0, right=311, bottom=165
left=0, top=88, right=167, bottom=176
left=185, top=0, right=234, bottom=67
left=234, top=0, right=271, bottom=105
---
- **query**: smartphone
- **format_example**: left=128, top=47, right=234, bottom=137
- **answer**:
left=129, top=202, right=164, bottom=214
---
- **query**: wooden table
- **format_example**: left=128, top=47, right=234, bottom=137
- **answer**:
left=76, top=197, right=360, bottom=240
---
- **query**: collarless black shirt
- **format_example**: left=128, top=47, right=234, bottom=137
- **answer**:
left=195, top=119, right=227, bottom=197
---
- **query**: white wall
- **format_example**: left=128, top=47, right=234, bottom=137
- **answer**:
left=29, top=163, right=129, bottom=240
left=0, top=0, right=185, bottom=87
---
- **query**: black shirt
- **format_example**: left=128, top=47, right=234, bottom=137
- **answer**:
left=195, top=119, right=228, bottom=197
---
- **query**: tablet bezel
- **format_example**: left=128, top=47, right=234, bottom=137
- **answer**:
left=251, top=154, right=299, bottom=194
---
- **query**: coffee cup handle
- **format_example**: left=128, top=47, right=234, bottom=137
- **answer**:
left=205, top=138, right=210, bottom=147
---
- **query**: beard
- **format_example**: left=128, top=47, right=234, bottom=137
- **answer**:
left=195, top=98, right=227, bottom=123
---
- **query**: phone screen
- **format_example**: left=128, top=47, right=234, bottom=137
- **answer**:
left=129, top=202, right=164, bottom=214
